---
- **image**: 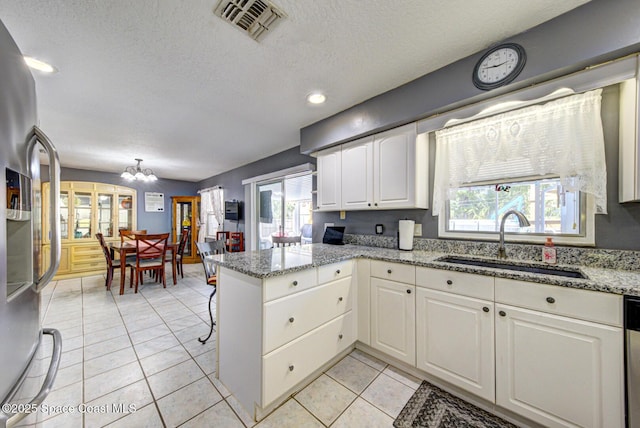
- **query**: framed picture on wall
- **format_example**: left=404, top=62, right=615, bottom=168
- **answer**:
left=145, top=192, right=164, bottom=212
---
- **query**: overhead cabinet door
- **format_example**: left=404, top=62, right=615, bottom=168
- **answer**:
left=374, top=124, right=418, bottom=209
left=316, top=146, right=341, bottom=211
left=341, top=137, right=374, bottom=210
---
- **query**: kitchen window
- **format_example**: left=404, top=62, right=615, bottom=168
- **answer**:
left=444, top=177, right=586, bottom=238
left=433, top=89, right=605, bottom=245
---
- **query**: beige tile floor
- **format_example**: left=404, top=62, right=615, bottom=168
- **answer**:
left=17, top=264, right=421, bottom=427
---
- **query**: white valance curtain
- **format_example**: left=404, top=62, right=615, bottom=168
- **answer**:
left=198, top=187, right=224, bottom=242
left=433, top=89, right=607, bottom=215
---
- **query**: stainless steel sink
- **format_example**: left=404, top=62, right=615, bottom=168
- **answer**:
left=437, top=256, right=587, bottom=279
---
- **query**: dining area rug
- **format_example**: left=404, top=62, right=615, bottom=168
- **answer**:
left=394, top=381, right=517, bottom=428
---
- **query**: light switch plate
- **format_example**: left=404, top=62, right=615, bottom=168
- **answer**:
left=340, top=211, right=346, bottom=220
left=414, top=223, right=422, bottom=236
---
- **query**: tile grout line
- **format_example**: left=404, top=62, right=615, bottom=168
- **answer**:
left=112, top=271, right=222, bottom=428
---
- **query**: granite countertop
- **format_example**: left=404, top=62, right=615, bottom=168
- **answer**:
left=208, top=243, right=640, bottom=296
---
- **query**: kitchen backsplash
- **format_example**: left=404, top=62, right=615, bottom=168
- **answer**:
left=344, top=233, right=640, bottom=271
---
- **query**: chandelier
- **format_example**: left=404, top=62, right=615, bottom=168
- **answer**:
left=120, top=158, right=158, bottom=182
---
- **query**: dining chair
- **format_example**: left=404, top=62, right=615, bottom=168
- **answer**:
left=133, top=232, right=169, bottom=293
left=96, top=233, right=133, bottom=291
left=172, top=229, right=190, bottom=279
left=119, top=229, right=148, bottom=264
left=196, top=240, right=225, bottom=344
left=119, top=229, right=147, bottom=243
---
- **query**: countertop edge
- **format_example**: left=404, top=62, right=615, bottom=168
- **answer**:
left=209, top=245, right=640, bottom=296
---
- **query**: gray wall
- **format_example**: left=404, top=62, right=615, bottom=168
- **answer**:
left=196, top=146, right=315, bottom=234
left=44, top=166, right=197, bottom=235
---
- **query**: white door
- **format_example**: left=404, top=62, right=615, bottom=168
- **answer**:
left=316, top=147, right=341, bottom=211
left=373, top=123, right=416, bottom=209
left=370, top=278, right=415, bottom=365
left=495, top=304, right=624, bottom=428
left=341, top=138, right=373, bottom=210
left=416, top=288, right=495, bottom=402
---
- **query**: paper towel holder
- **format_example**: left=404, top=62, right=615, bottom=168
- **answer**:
left=398, top=219, right=415, bottom=251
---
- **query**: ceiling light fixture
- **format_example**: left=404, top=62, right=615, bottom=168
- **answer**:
left=23, top=56, right=57, bottom=73
left=121, top=158, right=158, bottom=182
left=307, top=92, right=326, bottom=104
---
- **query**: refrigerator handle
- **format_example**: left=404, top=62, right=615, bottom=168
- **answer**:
left=27, top=127, right=60, bottom=292
left=1, top=329, right=62, bottom=428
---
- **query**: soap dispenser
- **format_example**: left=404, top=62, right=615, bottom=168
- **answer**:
left=542, top=237, right=557, bottom=264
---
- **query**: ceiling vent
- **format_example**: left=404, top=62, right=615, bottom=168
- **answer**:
left=214, top=0, right=286, bottom=41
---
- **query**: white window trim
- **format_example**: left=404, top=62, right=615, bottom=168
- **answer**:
left=242, top=163, right=315, bottom=250
left=437, top=194, right=595, bottom=246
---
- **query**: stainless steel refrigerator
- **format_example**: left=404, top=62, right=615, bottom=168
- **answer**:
left=0, top=19, right=63, bottom=428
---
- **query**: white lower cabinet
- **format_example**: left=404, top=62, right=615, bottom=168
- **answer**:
left=370, top=277, right=415, bottom=365
left=263, top=311, right=353, bottom=406
left=495, top=303, right=624, bottom=428
left=416, top=288, right=495, bottom=402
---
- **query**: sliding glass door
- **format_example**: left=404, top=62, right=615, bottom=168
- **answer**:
left=256, top=173, right=312, bottom=249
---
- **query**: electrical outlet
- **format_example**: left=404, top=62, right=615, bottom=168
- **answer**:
left=414, top=223, right=422, bottom=236
left=324, top=223, right=334, bottom=231
left=340, top=211, right=346, bottom=220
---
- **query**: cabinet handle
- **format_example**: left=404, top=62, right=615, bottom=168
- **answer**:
left=406, top=289, right=412, bottom=294
left=374, top=203, right=378, bottom=206
left=483, top=307, right=490, bottom=313
left=338, top=334, right=343, bottom=339
left=499, top=310, right=506, bottom=317
left=368, top=203, right=371, bottom=207
left=446, top=280, right=453, bottom=285
left=289, top=317, right=295, bottom=323
left=292, top=280, right=298, bottom=286
left=336, top=269, right=341, bottom=275
left=387, top=269, right=392, bottom=274
left=289, top=365, right=294, bottom=372
left=338, top=297, right=343, bottom=302
left=546, top=297, right=556, bottom=304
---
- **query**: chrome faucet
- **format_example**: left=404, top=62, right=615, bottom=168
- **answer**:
left=498, top=210, right=530, bottom=259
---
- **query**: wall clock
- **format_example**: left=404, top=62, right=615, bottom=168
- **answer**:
left=472, top=43, right=526, bottom=90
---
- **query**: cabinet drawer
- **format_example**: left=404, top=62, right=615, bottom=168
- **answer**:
left=370, top=260, right=415, bottom=284
left=264, top=277, right=352, bottom=353
left=71, top=259, right=105, bottom=271
left=72, top=244, right=102, bottom=256
left=263, top=269, right=318, bottom=302
left=318, top=260, right=353, bottom=284
left=495, top=278, right=622, bottom=327
left=416, top=267, right=494, bottom=300
left=262, top=311, right=353, bottom=407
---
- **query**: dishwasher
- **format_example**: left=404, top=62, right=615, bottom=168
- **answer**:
left=625, top=296, right=640, bottom=427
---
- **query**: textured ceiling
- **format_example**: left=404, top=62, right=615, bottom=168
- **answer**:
left=0, top=0, right=590, bottom=182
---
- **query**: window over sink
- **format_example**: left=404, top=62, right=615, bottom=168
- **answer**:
left=442, top=177, right=588, bottom=242
left=433, top=89, right=606, bottom=246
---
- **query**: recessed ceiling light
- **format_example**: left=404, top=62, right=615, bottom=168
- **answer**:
left=307, top=92, right=326, bottom=104
left=23, top=56, right=57, bottom=73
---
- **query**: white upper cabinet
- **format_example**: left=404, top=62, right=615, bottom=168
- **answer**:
left=341, top=137, right=374, bottom=210
left=316, top=122, right=429, bottom=211
left=619, top=68, right=640, bottom=202
left=316, top=145, right=342, bottom=211
left=374, top=124, right=426, bottom=209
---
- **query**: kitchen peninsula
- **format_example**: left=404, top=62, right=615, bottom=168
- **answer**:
left=210, top=242, right=640, bottom=426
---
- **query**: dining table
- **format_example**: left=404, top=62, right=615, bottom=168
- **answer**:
left=271, top=234, right=301, bottom=247
left=109, top=240, right=178, bottom=295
